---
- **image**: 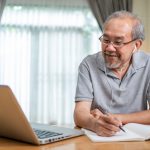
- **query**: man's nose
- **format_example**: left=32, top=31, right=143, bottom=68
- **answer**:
left=105, top=43, right=116, bottom=52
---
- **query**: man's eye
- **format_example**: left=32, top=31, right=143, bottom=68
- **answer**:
left=114, top=41, right=123, bottom=45
left=103, top=39, right=110, bottom=43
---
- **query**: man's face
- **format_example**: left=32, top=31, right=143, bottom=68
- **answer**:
left=101, top=18, right=136, bottom=69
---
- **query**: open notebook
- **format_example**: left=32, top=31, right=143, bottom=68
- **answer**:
left=83, top=123, right=150, bottom=142
left=0, top=85, right=84, bottom=145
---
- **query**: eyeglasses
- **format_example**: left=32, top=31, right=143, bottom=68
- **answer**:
left=99, top=35, right=137, bottom=48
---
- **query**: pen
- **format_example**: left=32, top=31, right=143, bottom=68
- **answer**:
left=97, top=106, right=126, bottom=133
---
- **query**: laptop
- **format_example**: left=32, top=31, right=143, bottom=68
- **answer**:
left=0, top=85, right=84, bottom=145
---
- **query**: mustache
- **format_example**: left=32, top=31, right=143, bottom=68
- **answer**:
left=103, top=51, right=119, bottom=57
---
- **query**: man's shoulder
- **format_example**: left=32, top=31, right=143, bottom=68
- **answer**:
left=133, top=51, right=150, bottom=69
left=138, top=50, right=150, bottom=58
left=134, top=50, right=150, bottom=62
left=82, top=52, right=102, bottom=63
left=78, top=52, right=102, bottom=70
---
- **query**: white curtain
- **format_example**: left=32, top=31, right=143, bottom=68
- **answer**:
left=0, top=3, right=101, bottom=125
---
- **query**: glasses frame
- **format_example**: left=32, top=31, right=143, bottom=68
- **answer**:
left=99, top=35, right=137, bottom=48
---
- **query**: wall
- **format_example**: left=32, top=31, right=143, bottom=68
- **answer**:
left=133, top=0, right=150, bottom=52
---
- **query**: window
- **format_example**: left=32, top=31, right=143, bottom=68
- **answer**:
left=0, top=2, right=101, bottom=125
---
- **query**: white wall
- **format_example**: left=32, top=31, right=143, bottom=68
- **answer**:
left=133, top=0, right=150, bottom=52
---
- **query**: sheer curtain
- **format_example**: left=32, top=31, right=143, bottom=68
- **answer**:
left=0, top=1, right=100, bottom=125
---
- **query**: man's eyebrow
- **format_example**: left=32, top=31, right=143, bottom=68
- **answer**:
left=103, top=34, right=124, bottom=39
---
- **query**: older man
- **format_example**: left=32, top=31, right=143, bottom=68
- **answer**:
left=74, top=11, right=150, bottom=137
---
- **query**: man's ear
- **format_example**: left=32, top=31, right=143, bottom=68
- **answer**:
left=135, top=39, right=143, bottom=50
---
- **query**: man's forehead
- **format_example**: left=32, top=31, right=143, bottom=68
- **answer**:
left=103, top=18, right=133, bottom=38
left=103, top=33, right=125, bottom=39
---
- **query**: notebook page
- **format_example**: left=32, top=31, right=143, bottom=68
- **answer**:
left=83, top=128, right=144, bottom=142
left=124, top=123, right=150, bottom=140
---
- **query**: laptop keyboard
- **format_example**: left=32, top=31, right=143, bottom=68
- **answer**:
left=33, top=129, right=63, bottom=139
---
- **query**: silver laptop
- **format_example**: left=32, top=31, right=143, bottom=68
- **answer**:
left=0, top=85, right=84, bottom=145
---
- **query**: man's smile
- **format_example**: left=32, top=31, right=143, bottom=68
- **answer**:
left=103, top=51, right=118, bottom=57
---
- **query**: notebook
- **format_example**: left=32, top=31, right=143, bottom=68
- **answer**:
left=83, top=123, right=150, bottom=142
left=0, top=85, right=84, bottom=145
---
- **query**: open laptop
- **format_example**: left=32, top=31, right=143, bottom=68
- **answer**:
left=0, top=85, right=84, bottom=145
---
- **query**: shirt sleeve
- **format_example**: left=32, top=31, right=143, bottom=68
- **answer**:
left=75, top=59, right=93, bottom=102
left=146, top=81, right=150, bottom=104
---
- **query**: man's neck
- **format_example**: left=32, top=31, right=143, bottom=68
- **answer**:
left=112, top=61, right=131, bottom=80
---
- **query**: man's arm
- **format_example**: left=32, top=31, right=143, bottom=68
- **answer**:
left=74, top=101, right=96, bottom=130
left=114, top=110, right=150, bottom=125
left=74, top=101, right=122, bottom=136
left=91, top=104, right=150, bottom=125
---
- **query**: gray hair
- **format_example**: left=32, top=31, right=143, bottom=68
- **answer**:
left=103, top=11, right=145, bottom=41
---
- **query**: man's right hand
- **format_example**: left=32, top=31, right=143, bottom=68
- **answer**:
left=74, top=101, right=122, bottom=137
left=91, top=109, right=122, bottom=136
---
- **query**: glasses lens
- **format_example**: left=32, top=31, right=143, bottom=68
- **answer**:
left=99, top=36, right=124, bottom=48
left=113, top=41, right=123, bottom=47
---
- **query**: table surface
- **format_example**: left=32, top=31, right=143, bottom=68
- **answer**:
left=0, top=135, right=150, bottom=150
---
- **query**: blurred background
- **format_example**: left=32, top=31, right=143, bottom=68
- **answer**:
left=0, top=0, right=149, bottom=125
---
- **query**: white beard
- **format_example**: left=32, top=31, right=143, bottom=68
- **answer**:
left=105, top=61, right=122, bottom=69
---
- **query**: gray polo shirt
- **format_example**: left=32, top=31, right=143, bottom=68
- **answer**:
left=75, top=51, right=150, bottom=114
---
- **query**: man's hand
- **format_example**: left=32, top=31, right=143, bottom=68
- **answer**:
left=91, top=109, right=122, bottom=136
